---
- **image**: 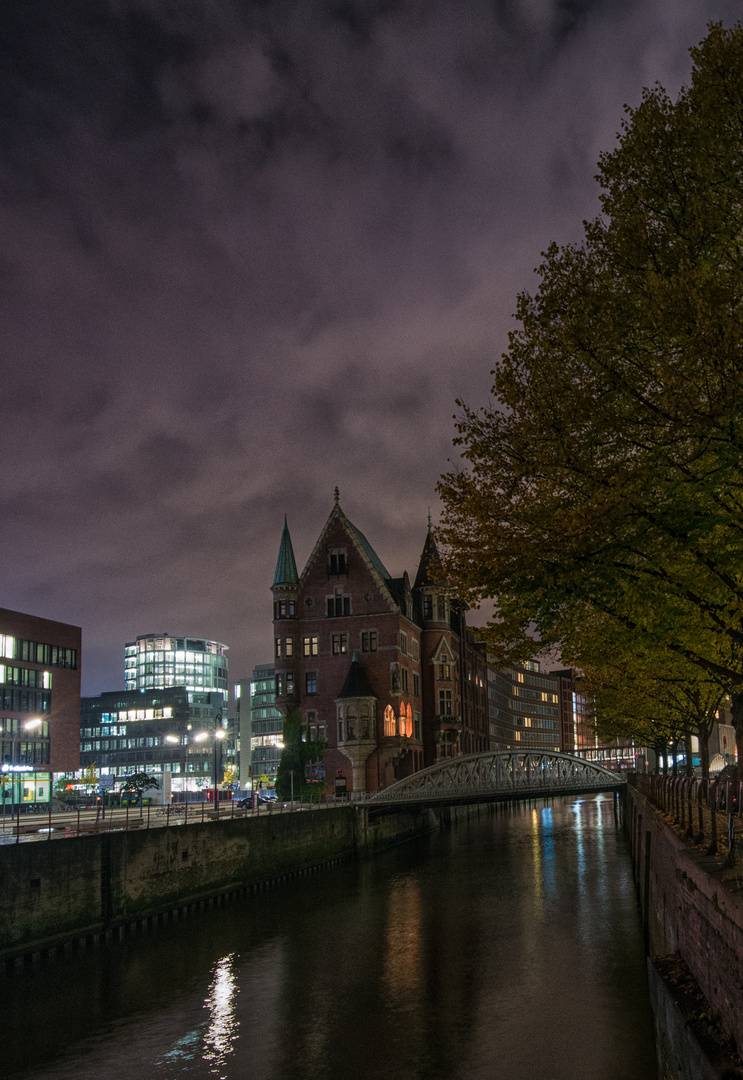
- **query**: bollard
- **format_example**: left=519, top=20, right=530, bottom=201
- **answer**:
left=726, top=812, right=736, bottom=869
left=707, top=781, right=719, bottom=856
left=696, top=780, right=705, bottom=845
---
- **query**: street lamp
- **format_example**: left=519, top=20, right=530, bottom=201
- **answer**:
left=193, top=723, right=226, bottom=803
left=1, top=717, right=44, bottom=826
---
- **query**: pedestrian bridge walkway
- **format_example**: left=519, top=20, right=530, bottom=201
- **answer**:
left=371, top=751, right=625, bottom=808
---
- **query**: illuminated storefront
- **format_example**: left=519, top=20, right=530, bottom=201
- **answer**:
left=0, top=763, right=52, bottom=809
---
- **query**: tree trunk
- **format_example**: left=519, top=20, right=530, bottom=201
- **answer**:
left=699, top=728, right=710, bottom=781
left=684, top=720, right=694, bottom=776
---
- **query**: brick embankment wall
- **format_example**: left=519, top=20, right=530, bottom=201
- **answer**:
left=0, top=804, right=437, bottom=961
left=626, top=785, right=743, bottom=1060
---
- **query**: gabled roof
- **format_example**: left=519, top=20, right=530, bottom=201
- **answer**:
left=433, top=636, right=455, bottom=661
left=273, top=516, right=299, bottom=587
left=414, top=526, right=446, bottom=589
left=345, top=519, right=391, bottom=582
left=337, top=655, right=377, bottom=699
left=298, top=495, right=400, bottom=614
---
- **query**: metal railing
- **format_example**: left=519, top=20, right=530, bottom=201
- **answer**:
left=631, top=772, right=741, bottom=864
left=0, top=793, right=366, bottom=845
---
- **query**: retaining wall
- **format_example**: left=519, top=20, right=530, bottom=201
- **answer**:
left=626, top=784, right=743, bottom=1067
left=0, top=804, right=436, bottom=961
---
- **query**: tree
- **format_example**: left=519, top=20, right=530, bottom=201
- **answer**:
left=275, top=709, right=326, bottom=802
left=438, top=23, right=743, bottom=762
left=566, top=614, right=726, bottom=777
left=121, top=772, right=161, bottom=804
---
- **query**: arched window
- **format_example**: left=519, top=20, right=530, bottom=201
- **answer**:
left=384, top=705, right=395, bottom=737
left=406, top=703, right=413, bottom=738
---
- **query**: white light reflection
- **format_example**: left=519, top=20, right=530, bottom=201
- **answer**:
left=202, top=953, right=238, bottom=1074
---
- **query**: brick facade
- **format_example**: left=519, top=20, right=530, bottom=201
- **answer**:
left=0, top=606, right=81, bottom=774
left=271, top=499, right=488, bottom=792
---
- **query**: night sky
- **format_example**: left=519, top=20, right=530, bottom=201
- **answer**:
left=2, top=0, right=738, bottom=698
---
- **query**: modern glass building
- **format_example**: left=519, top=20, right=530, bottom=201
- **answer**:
left=80, top=688, right=226, bottom=794
left=234, top=664, right=283, bottom=788
left=124, top=634, right=228, bottom=702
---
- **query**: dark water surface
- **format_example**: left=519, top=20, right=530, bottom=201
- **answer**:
left=2, top=794, right=656, bottom=1080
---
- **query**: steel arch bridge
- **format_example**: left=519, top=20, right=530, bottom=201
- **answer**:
left=370, top=751, right=625, bottom=807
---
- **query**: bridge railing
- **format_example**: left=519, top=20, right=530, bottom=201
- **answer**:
left=630, top=771, right=742, bottom=862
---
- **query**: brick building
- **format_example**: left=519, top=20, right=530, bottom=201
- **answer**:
left=0, top=606, right=81, bottom=809
left=271, top=496, right=489, bottom=793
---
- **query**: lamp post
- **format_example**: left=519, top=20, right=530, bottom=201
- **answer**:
left=193, top=721, right=226, bottom=804
left=2, top=717, right=43, bottom=826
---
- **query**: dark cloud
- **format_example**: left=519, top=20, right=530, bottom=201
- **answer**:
left=0, top=0, right=739, bottom=693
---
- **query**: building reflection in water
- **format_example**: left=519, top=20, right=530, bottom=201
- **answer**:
left=382, top=874, right=423, bottom=1008
left=202, top=954, right=238, bottom=1075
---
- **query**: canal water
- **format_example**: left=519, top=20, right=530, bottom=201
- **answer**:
left=2, top=793, right=656, bottom=1080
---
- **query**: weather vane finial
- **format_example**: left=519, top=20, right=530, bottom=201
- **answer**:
left=334, top=486, right=340, bottom=505
left=427, top=507, right=432, bottom=530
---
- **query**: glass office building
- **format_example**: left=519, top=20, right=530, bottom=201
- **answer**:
left=125, top=634, right=228, bottom=703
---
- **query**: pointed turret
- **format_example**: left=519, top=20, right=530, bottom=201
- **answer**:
left=338, top=653, right=377, bottom=700
left=336, top=653, right=377, bottom=791
left=414, top=524, right=445, bottom=589
left=273, top=516, right=299, bottom=587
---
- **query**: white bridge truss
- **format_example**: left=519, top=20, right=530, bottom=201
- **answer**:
left=372, top=751, right=625, bottom=805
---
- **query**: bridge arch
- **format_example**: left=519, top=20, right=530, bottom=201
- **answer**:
left=371, top=750, right=625, bottom=804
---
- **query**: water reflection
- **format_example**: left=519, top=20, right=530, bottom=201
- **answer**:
left=2, top=795, right=656, bottom=1080
left=383, top=875, right=423, bottom=1006
left=203, top=955, right=238, bottom=1074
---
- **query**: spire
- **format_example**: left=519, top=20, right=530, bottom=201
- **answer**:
left=273, top=516, right=299, bottom=587
left=414, top=527, right=445, bottom=589
left=334, top=486, right=340, bottom=506
left=337, top=655, right=377, bottom=699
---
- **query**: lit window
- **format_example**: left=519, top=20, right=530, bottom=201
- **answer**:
left=384, top=705, right=395, bottom=737
left=332, top=634, right=348, bottom=655
left=285, top=637, right=294, bottom=657
left=275, top=638, right=282, bottom=658
left=303, top=636, right=318, bottom=657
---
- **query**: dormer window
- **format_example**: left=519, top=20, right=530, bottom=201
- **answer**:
left=328, top=548, right=347, bottom=574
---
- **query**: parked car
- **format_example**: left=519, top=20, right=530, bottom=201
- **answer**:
left=236, top=795, right=273, bottom=810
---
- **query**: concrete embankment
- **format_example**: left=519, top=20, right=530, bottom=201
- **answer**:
left=0, top=804, right=436, bottom=965
left=626, top=784, right=743, bottom=1079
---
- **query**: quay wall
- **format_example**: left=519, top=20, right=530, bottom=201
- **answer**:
left=626, top=784, right=743, bottom=1066
left=0, top=805, right=436, bottom=961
